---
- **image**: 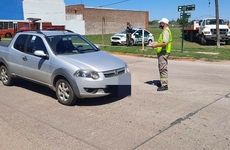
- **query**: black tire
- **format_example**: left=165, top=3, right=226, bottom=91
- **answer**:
left=207, top=40, right=215, bottom=45
left=0, top=65, right=14, bottom=86
left=200, top=35, right=207, bottom=45
left=183, top=31, right=188, bottom=40
left=189, top=33, right=194, bottom=42
left=56, top=79, right=76, bottom=106
left=225, top=41, right=230, bottom=45
left=147, top=39, right=153, bottom=45
left=5, top=33, right=12, bottom=38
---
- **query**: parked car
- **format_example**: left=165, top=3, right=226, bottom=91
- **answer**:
left=0, top=30, right=131, bottom=106
left=110, top=28, right=154, bottom=46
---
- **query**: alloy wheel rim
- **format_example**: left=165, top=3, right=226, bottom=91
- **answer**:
left=1, top=68, right=8, bottom=84
left=58, top=82, right=70, bottom=101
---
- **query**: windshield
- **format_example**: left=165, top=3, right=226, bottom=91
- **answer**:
left=206, top=19, right=225, bottom=25
left=46, top=34, right=99, bottom=54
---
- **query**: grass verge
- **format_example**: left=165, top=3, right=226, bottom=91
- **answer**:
left=85, top=28, right=230, bottom=61
left=1, top=28, right=230, bottom=61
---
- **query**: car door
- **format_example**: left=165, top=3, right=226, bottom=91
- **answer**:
left=134, top=30, right=143, bottom=44
left=9, top=34, right=29, bottom=76
left=21, top=35, right=51, bottom=85
left=144, top=30, right=151, bottom=44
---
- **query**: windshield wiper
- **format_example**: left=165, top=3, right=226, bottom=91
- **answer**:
left=79, top=49, right=98, bottom=53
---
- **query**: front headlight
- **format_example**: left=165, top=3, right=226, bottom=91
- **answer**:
left=74, top=69, right=99, bottom=80
left=227, top=30, right=230, bottom=36
left=203, top=31, right=211, bottom=35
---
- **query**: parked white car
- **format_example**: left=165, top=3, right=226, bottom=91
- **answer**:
left=110, top=28, right=154, bottom=46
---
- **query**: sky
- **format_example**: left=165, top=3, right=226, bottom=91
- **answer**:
left=64, top=0, right=230, bottom=21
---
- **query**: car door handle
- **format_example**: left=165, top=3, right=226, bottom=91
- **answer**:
left=22, top=56, right=28, bottom=61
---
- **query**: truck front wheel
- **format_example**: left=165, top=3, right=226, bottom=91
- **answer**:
left=0, top=65, right=14, bottom=86
left=200, top=35, right=207, bottom=45
left=56, top=79, right=77, bottom=106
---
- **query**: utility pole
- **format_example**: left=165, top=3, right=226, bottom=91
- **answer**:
left=215, top=0, right=220, bottom=48
left=102, top=17, right=105, bottom=46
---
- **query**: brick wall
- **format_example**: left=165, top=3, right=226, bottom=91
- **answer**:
left=66, top=5, right=149, bottom=35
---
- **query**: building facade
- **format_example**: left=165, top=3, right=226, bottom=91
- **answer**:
left=66, top=4, right=149, bottom=35
left=23, top=0, right=66, bottom=25
left=0, top=1, right=149, bottom=35
left=0, top=0, right=66, bottom=25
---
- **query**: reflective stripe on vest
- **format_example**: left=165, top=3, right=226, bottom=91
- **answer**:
left=160, top=77, right=168, bottom=81
left=156, top=28, right=172, bottom=54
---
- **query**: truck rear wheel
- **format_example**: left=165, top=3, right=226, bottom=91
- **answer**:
left=189, top=33, right=194, bottom=42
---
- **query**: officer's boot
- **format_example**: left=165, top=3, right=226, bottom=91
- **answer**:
left=157, top=85, right=168, bottom=91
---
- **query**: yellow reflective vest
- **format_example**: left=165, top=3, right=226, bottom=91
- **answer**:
left=156, top=28, right=172, bottom=54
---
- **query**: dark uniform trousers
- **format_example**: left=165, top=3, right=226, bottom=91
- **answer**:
left=157, top=50, right=169, bottom=87
left=126, top=33, right=132, bottom=46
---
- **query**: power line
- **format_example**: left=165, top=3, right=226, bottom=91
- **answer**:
left=97, top=0, right=129, bottom=7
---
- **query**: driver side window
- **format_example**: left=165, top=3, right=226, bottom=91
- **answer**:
left=26, top=36, right=47, bottom=54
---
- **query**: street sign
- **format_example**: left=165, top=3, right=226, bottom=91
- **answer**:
left=186, top=4, right=195, bottom=11
left=180, top=12, right=191, bottom=18
left=178, top=4, right=195, bottom=53
left=178, top=4, right=195, bottom=12
left=178, top=5, right=186, bottom=12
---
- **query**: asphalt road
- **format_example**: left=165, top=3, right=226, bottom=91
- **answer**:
left=1, top=55, right=230, bottom=150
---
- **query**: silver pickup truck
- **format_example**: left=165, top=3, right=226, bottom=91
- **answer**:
left=0, top=31, right=131, bottom=105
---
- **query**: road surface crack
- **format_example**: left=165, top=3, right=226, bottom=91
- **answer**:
left=133, top=92, right=230, bottom=149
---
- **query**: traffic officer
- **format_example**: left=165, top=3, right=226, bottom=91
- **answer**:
left=126, top=22, right=133, bottom=46
left=150, top=18, right=172, bottom=91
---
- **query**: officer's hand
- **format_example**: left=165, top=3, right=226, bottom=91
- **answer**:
left=149, top=42, right=158, bottom=48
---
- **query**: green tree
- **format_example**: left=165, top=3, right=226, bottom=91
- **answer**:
left=177, top=18, right=189, bottom=25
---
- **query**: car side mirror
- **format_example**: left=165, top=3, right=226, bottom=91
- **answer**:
left=94, top=44, right=100, bottom=49
left=34, top=50, right=48, bottom=59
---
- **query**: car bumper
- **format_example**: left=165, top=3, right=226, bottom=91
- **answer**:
left=74, top=71, right=131, bottom=98
left=111, top=40, right=126, bottom=45
left=205, top=34, right=230, bottom=41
